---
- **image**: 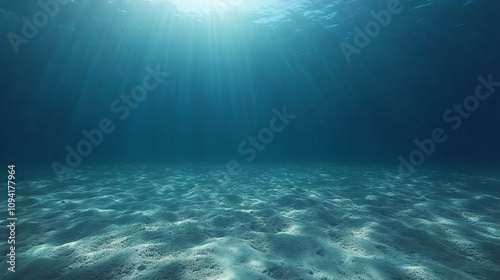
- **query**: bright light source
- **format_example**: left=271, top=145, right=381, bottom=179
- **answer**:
left=165, top=0, right=289, bottom=17
left=168, top=0, right=243, bottom=16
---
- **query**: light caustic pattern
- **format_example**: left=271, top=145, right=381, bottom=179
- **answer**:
left=4, top=163, right=500, bottom=280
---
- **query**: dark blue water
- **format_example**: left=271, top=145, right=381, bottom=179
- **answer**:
left=1, top=1, right=499, bottom=279
left=1, top=0, right=500, bottom=169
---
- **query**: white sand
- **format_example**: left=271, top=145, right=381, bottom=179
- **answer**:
left=2, top=163, right=499, bottom=279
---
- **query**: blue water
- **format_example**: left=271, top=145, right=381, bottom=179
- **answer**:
left=0, top=0, right=499, bottom=279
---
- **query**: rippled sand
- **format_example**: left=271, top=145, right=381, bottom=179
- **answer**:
left=3, top=163, right=499, bottom=280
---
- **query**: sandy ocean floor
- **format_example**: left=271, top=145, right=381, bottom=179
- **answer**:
left=2, top=162, right=499, bottom=280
